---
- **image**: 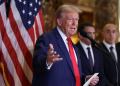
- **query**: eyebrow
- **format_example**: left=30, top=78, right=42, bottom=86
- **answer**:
left=106, top=29, right=116, bottom=32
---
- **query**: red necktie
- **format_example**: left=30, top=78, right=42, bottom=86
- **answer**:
left=67, top=37, right=81, bottom=86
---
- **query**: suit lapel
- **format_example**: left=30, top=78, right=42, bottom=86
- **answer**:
left=116, top=44, right=120, bottom=65
left=101, top=43, right=110, bottom=53
left=92, top=48, right=99, bottom=73
left=73, top=43, right=82, bottom=77
left=77, top=42, right=92, bottom=73
left=53, top=28, right=75, bottom=75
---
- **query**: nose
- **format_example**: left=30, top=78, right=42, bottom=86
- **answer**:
left=72, top=20, right=75, bottom=25
left=110, top=32, right=113, bottom=36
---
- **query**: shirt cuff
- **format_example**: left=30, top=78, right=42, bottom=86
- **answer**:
left=46, top=61, right=53, bottom=70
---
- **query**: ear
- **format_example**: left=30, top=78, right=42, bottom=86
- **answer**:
left=78, top=32, right=82, bottom=39
left=101, top=32, right=104, bottom=37
left=57, top=18, right=62, bottom=26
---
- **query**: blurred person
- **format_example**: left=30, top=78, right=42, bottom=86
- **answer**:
left=116, top=42, right=120, bottom=46
left=101, top=23, right=120, bottom=86
left=76, top=22, right=105, bottom=86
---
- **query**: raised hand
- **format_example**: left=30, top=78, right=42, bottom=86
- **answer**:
left=47, top=44, right=63, bottom=66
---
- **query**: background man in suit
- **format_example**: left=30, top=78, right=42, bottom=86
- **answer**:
left=76, top=22, right=105, bottom=86
left=101, top=23, right=120, bottom=86
left=32, top=5, right=99, bottom=86
left=116, top=42, right=120, bottom=46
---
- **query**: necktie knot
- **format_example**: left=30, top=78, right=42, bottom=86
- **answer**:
left=66, top=37, right=71, bottom=42
left=110, top=46, right=114, bottom=50
left=87, top=47, right=90, bottom=51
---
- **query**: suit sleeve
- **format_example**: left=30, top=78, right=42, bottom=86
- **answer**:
left=104, top=77, right=114, bottom=86
left=96, top=51, right=105, bottom=86
left=32, top=35, right=50, bottom=75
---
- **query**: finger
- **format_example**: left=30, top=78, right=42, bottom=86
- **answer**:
left=52, top=54, right=59, bottom=58
left=49, top=43, right=54, bottom=50
left=48, top=51, right=56, bottom=57
left=93, top=76, right=99, bottom=81
left=52, top=57, right=63, bottom=62
left=90, top=79, right=99, bottom=85
left=47, top=44, right=54, bottom=54
left=91, top=78, right=99, bottom=82
left=90, top=81, right=96, bottom=85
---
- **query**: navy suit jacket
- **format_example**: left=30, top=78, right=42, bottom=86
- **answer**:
left=32, top=27, right=85, bottom=86
left=101, top=43, right=120, bottom=86
left=76, top=42, right=105, bottom=86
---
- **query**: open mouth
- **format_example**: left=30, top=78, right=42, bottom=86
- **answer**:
left=70, top=28, right=75, bottom=30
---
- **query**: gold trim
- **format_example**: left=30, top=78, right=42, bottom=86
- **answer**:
left=0, top=62, right=10, bottom=86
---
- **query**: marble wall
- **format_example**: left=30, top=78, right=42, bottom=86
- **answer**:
left=41, top=0, right=62, bottom=32
left=95, top=0, right=118, bottom=43
left=41, top=0, right=118, bottom=43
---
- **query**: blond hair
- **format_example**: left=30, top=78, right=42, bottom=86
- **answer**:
left=55, top=5, right=82, bottom=19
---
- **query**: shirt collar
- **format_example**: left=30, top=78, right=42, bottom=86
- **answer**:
left=79, top=41, right=92, bottom=50
left=103, top=40, right=115, bottom=50
left=57, top=26, right=68, bottom=41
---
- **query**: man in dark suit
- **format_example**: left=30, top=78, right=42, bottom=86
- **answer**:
left=116, top=42, right=120, bottom=46
left=31, top=5, right=99, bottom=86
left=101, top=23, right=120, bottom=86
left=76, top=22, right=105, bottom=86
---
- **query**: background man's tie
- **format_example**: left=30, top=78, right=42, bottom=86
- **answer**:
left=110, top=46, right=116, bottom=63
left=87, top=47, right=93, bottom=73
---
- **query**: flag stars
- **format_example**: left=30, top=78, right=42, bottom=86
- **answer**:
left=29, top=3, right=33, bottom=7
left=28, top=20, right=31, bottom=25
left=34, top=8, right=37, bottom=11
left=38, top=1, right=41, bottom=5
left=28, top=12, right=32, bottom=16
left=35, top=0, right=37, bottom=3
left=18, top=0, right=22, bottom=2
left=23, top=1, right=26, bottom=5
left=22, top=10, right=25, bottom=14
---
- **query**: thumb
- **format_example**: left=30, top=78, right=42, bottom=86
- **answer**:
left=49, top=43, right=54, bottom=50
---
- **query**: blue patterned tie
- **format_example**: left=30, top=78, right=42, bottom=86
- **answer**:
left=110, top=46, right=116, bottom=63
left=87, top=47, right=93, bottom=72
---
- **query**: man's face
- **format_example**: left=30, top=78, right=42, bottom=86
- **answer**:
left=102, top=24, right=118, bottom=45
left=79, top=26, right=95, bottom=45
left=57, top=12, right=79, bottom=37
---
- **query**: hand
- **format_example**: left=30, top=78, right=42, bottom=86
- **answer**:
left=86, top=75, right=99, bottom=86
left=47, top=44, right=63, bottom=66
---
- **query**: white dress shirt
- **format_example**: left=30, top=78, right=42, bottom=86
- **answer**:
left=79, top=41, right=95, bottom=65
left=47, top=27, right=78, bottom=69
left=103, top=41, right=118, bottom=62
left=57, top=27, right=78, bottom=63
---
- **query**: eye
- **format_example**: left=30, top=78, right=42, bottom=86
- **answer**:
left=113, top=30, right=116, bottom=33
left=106, top=30, right=110, bottom=33
left=76, top=18, right=79, bottom=21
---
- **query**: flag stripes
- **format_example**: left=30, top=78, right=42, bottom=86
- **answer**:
left=0, top=51, right=14, bottom=86
left=8, top=7, right=33, bottom=72
left=0, top=0, right=45, bottom=85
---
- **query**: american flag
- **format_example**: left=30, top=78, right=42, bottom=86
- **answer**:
left=0, top=0, right=45, bottom=86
